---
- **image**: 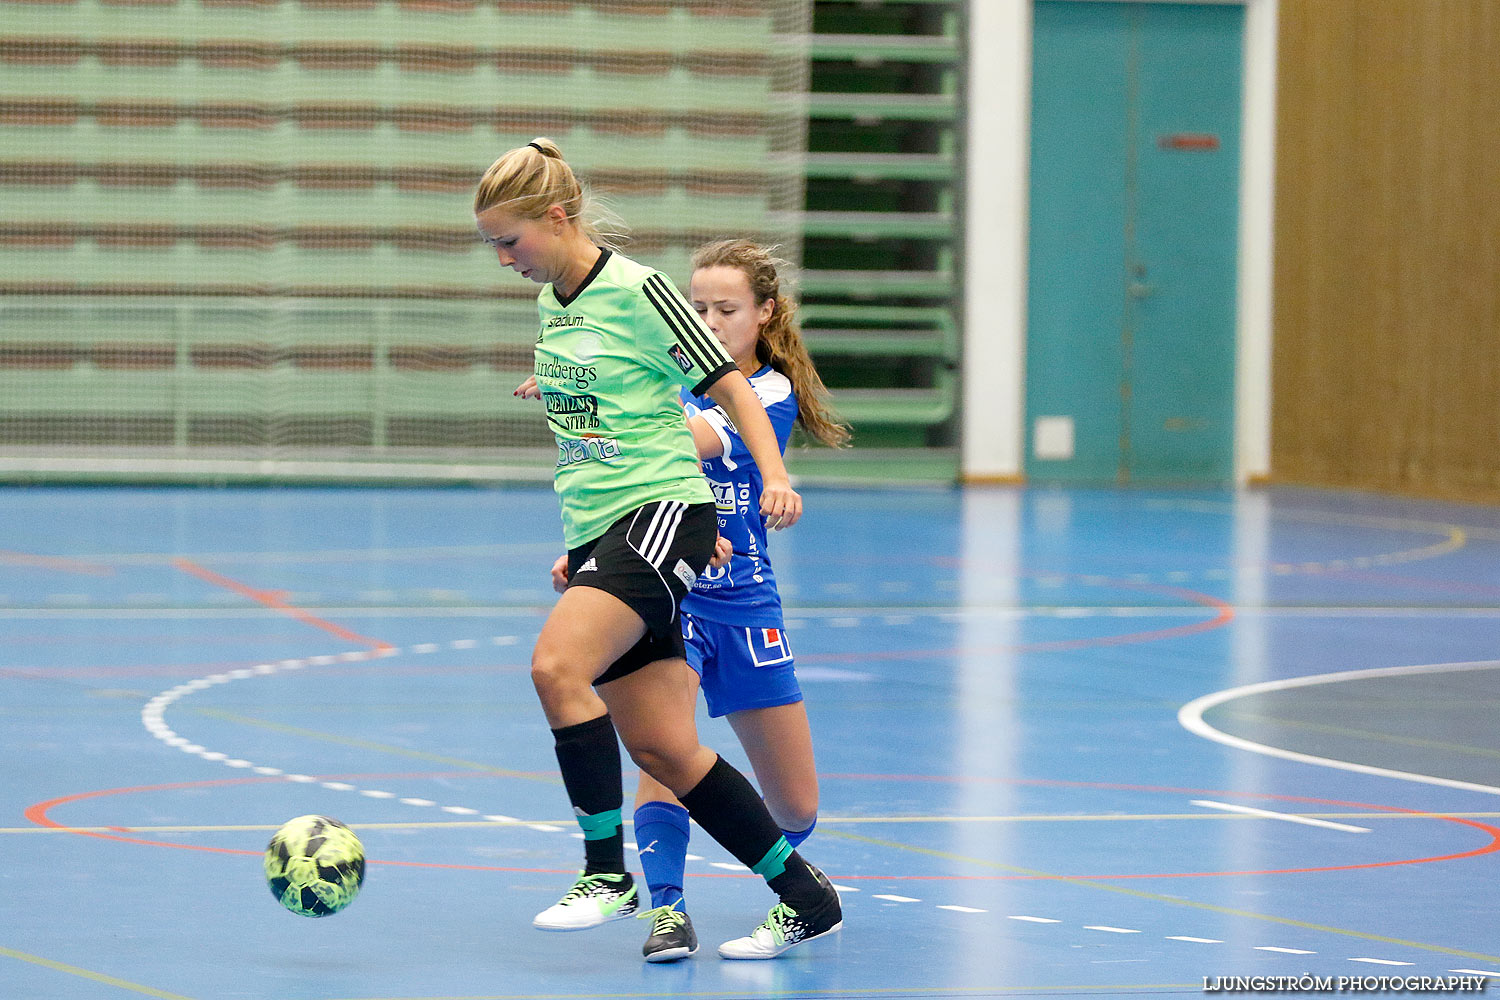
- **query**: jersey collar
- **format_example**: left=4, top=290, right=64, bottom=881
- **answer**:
left=553, top=248, right=611, bottom=307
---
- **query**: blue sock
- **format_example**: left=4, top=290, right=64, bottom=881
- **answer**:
left=781, top=817, right=816, bottom=848
left=633, top=801, right=690, bottom=910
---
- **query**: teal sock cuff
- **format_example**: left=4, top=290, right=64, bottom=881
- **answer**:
left=750, top=836, right=793, bottom=881
left=576, top=807, right=623, bottom=841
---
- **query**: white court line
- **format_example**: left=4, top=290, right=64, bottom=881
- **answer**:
left=1351, top=958, right=1413, bottom=966
left=1191, top=799, right=1370, bottom=833
left=1086, top=926, right=1140, bottom=934
left=937, top=905, right=987, bottom=913
left=873, top=894, right=922, bottom=903
left=1008, top=915, right=1060, bottom=923
left=1168, top=936, right=1223, bottom=944
left=1179, top=660, right=1500, bottom=796
left=1256, top=947, right=1315, bottom=955
left=1452, top=969, right=1500, bottom=977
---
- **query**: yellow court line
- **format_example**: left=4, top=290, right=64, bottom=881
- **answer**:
left=6, top=811, right=1498, bottom=836
left=0, top=944, right=197, bottom=1000
left=824, top=829, right=1500, bottom=966
left=186, top=707, right=560, bottom=783
left=323, top=985, right=1199, bottom=1000
left=1225, top=709, right=1500, bottom=760
left=1152, top=498, right=1481, bottom=569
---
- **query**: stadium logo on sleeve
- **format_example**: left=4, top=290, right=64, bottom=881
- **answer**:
left=668, top=344, right=695, bottom=374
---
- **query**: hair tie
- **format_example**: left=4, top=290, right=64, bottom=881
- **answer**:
left=526, top=141, right=546, bottom=154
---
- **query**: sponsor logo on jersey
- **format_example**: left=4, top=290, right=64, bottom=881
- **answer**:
left=668, top=344, right=695, bottom=374
left=547, top=314, right=587, bottom=328
left=545, top=394, right=598, bottom=416
left=695, top=560, right=729, bottom=588
left=545, top=392, right=600, bottom=432
left=556, top=436, right=622, bottom=468
left=574, top=332, right=602, bottom=362
left=672, top=558, right=698, bottom=589
left=708, top=480, right=736, bottom=514
left=535, top=358, right=598, bottom=390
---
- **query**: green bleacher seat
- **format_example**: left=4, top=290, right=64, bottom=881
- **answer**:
left=799, top=0, right=960, bottom=471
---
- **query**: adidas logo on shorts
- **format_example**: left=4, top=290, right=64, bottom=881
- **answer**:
left=576, top=557, right=598, bottom=574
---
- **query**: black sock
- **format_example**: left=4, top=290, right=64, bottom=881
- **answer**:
left=551, top=714, right=625, bottom=874
left=678, top=755, right=821, bottom=908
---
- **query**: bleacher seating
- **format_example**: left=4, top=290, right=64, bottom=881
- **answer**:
left=799, top=0, right=960, bottom=461
left=0, top=0, right=810, bottom=475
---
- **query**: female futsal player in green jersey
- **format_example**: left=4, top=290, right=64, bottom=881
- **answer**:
left=475, top=139, right=842, bottom=961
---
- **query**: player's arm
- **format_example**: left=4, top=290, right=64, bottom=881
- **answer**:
left=636, top=273, right=794, bottom=522
left=686, top=413, right=726, bottom=460
left=703, top=370, right=801, bottom=529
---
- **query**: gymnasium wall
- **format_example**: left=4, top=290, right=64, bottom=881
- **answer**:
left=1271, top=0, right=1500, bottom=501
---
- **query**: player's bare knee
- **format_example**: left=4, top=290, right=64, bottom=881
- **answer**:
left=770, top=793, right=818, bottom=834
left=529, top=648, right=579, bottom=706
left=624, top=741, right=691, bottom=792
left=624, top=742, right=667, bottom=781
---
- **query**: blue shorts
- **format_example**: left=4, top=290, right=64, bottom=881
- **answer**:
left=682, top=611, right=803, bottom=719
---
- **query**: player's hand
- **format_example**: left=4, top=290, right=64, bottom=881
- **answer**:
left=514, top=375, right=540, bottom=399
left=708, top=534, right=733, bottom=568
left=549, top=553, right=569, bottom=594
left=760, top=479, right=802, bottom=530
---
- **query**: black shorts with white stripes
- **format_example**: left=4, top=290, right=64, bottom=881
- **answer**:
left=565, top=499, right=717, bottom=686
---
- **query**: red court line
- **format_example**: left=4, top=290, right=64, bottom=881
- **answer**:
left=817, top=774, right=1500, bottom=879
left=170, top=558, right=393, bottom=651
left=23, top=777, right=566, bottom=873
left=25, top=774, right=1500, bottom=882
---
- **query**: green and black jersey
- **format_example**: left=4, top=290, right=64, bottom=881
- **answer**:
left=532, top=249, right=736, bottom=547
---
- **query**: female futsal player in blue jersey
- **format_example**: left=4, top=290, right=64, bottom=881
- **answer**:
left=486, top=141, right=842, bottom=961
left=615, top=240, right=850, bottom=962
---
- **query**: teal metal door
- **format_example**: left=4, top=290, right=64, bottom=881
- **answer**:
left=1026, top=1, right=1243, bottom=483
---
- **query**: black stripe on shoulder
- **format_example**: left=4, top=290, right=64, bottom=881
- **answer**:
left=642, top=275, right=721, bottom=367
left=642, top=274, right=726, bottom=372
left=693, top=360, right=738, bottom=397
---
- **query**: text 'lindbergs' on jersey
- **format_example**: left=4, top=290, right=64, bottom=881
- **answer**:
left=535, top=359, right=598, bottom=390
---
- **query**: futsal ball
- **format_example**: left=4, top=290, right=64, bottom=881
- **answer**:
left=264, top=815, right=365, bottom=917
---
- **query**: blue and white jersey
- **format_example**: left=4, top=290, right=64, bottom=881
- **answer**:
left=680, top=364, right=797, bottom=627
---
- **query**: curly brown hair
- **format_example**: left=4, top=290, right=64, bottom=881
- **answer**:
left=691, top=240, right=851, bottom=448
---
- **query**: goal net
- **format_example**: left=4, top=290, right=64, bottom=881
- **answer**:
left=0, top=0, right=811, bottom=482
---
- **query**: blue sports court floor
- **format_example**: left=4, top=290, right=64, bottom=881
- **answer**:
left=4, top=483, right=1500, bottom=999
